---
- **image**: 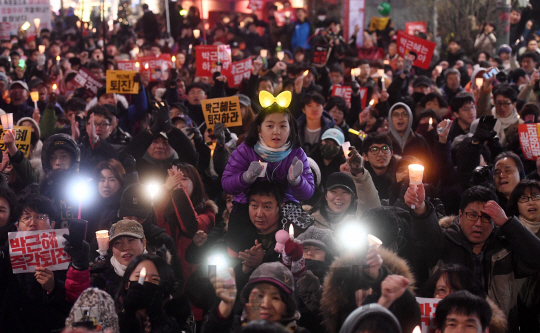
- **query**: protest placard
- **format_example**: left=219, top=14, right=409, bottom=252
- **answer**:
left=117, top=54, right=173, bottom=82
left=416, top=297, right=440, bottom=333
left=396, top=30, right=436, bottom=70
left=519, top=124, right=540, bottom=160
left=201, top=96, right=242, bottom=130
left=72, top=67, right=104, bottom=97
left=0, top=126, right=32, bottom=157
left=331, top=86, right=367, bottom=108
left=312, top=45, right=330, bottom=65
left=195, top=45, right=232, bottom=77
left=106, top=70, right=139, bottom=94
left=223, top=57, right=253, bottom=88
left=406, top=21, right=428, bottom=36
left=369, top=17, right=390, bottom=31
left=9, top=229, right=70, bottom=274
left=274, top=9, right=296, bottom=27
left=0, top=0, right=51, bottom=36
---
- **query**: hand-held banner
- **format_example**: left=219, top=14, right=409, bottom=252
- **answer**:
left=396, top=30, right=436, bottom=70
left=201, top=96, right=242, bottom=130
left=416, top=297, right=441, bottom=333
left=223, top=57, right=253, bottom=88
left=72, top=68, right=104, bottom=97
left=0, top=126, right=32, bottom=157
left=9, top=229, right=70, bottom=274
left=331, top=86, right=367, bottom=108
left=406, top=22, right=428, bottom=36
left=195, top=46, right=232, bottom=77
left=519, top=124, right=540, bottom=161
left=106, top=70, right=139, bottom=94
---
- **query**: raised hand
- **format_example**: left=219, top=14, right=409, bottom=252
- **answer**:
left=243, top=161, right=263, bottom=184
left=288, top=157, right=303, bottom=184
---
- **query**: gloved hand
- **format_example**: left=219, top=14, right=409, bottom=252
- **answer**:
left=351, top=79, right=360, bottom=94
left=243, top=161, right=263, bottom=184
left=150, top=101, right=173, bottom=134
left=214, top=122, right=226, bottom=146
left=472, top=115, right=497, bottom=143
left=123, top=282, right=151, bottom=313
left=122, top=155, right=137, bottom=174
left=288, top=157, right=303, bottom=185
left=284, top=238, right=303, bottom=261
left=347, top=147, right=364, bottom=175
left=63, top=234, right=90, bottom=271
left=145, top=283, right=165, bottom=319
left=48, top=92, right=57, bottom=109
left=185, top=126, right=203, bottom=144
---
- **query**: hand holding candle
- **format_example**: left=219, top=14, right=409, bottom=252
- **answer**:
left=289, top=224, right=294, bottom=240
left=138, top=267, right=146, bottom=284
left=95, top=230, right=109, bottom=251
left=408, top=164, right=424, bottom=210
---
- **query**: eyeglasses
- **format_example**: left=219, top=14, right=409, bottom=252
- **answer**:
left=496, top=101, right=513, bottom=106
left=367, top=145, right=391, bottom=155
left=460, top=106, right=476, bottom=113
left=94, top=122, right=111, bottom=128
left=464, top=212, right=492, bottom=224
left=392, top=112, right=409, bottom=118
left=518, top=194, right=540, bottom=203
left=20, top=214, right=49, bottom=224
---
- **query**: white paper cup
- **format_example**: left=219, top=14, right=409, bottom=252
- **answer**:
left=96, top=230, right=109, bottom=251
left=408, top=164, right=424, bottom=185
left=368, top=234, right=383, bottom=249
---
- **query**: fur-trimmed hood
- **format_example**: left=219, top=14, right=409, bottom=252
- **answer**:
left=205, top=200, right=219, bottom=215
left=321, top=247, right=415, bottom=333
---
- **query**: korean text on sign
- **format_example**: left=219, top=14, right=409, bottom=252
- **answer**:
left=117, top=54, right=173, bottom=82
left=519, top=124, right=540, bottom=161
left=0, top=126, right=32, bottom=157
left=0, top=0, right=51, bottom=36
left=106, top=70, right=139, bottom=94
left=331, top=86, right=368, bottom=109
left=195, top=45, right=232, bottom=77
left=72, top=68, right=104, bottom=97
left=312, top=45, right=329, bottom=65
left=415, top=297, right=440, bottom=333
left=224, top=57, right=253, bottom=88
left=201, top=96, right=242, bottom=130
left=405, top=21, right=427, bottom=36
left=9, top=229, right=70, bottom=274
left=396, top=30, right=436, bottom=70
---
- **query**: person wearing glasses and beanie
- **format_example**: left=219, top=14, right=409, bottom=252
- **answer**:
left=405, top=184, right=540, bottom=329
left=361, top=133, right=398, bottom=201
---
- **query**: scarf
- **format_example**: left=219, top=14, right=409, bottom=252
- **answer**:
left=254, top=138, right=292, bottom=163
left=519, top=215, right=540, bottom=235
left=491, top=106, right=519, bottom=145
left=110, top=256, right=127, bottom=277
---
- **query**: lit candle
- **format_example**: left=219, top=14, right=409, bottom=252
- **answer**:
left=353, top=68, right=361, bottom=77
left=260, top=49, right=268, bottom=58
left=285, top=11, right=291, bottom=18
left=302, top=70, right=309, bottom=77
left=172, top=55, right=176, bottom=69
left=144, top=63, right=149, bottom=70
left=138, top=267, right=146, bottom=284
left=369, top=99, right=375, bottom=107
left=56, top=55, right=60, bottom=62
left=76, top=20, right=81, bottom=29
left=381, top=77, right=386, bottom=90
left=95, top=230, right=109, bottom=251
left=135, top=62, right=140, bottom=69
left=277, top=51, right=284, bottom=61
left=52, top=83, right=58, bottom=93
left=436, top=65, right=442, bottom=73
left=288, top=224, right=294, bottom=240
left=188, top=44, right=192, bottom=54
left=34, top=18, right=40, bottom=28
left=475, top=78, right=483, bottom=87
left=428, top=118, right=433, bottom=131
left=38, top=45, right=45, bottom=54
left=0, top=113, right=13, bottom=130
left=412, top=326, right=421, bottom=333
left=30, top=91, right=39, bottom=108
left=408, top=164, right=424, bottom=209
left=377, top=69, right=384, bottom=77
left=383, top=59, right=390, bottom=65
left=193, top=29, right=200, bottom=39
left=350, top=69, right=356, bottom=82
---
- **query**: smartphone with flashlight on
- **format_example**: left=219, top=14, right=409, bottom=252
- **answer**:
left=68, top=219, right=88, bottom=250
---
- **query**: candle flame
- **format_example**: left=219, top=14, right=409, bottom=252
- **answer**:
left=140, top=267, right=146, bottom=277
left=135, top=62, right=140, bottom=68
left=429, top=118, right=433, bottom=125
left=350, top=69, right=355, bottom=76
left=56, top=55, right=60, bottom=61
left=412, top=326, right=421, bottom=333
left=302, top=70, right=309, bottom=77
left=172, top=55, right=176, bottom=62
left=383, top=60, right=390, bottom=65
left=353, top=68, right=361, bottom=77
left=289, top=224, right=294, bottom=237
left=144, top=63, right=149, bottom=70
left=369, top=99, right=374, bottom=106
left=52, top=84, right=57, bottom=90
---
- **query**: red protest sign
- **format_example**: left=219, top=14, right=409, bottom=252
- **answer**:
left=118, top=54, right=173, bottom=82
left=396, top=30, right=436, bottom=70
left=313, top=45, right=330, bottom=65
left=275, top=9, right=296, bottom=27
left=72, top=67, right=104, bottom=98
left=406, top=22, right=427, bottom=36
left=331, top=86, right=368, bottom=109
left=9, top=229, right=71, bottom=274
left=519, top=124, right=540, bottom=161
left=223, top=57, right=253, bottom=88
left=195, top=45, right=232, bottom=78
left=416, top=297, right=440, bottom=333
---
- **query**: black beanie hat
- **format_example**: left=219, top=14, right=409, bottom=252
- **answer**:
left=326, top=172, right=357, bottom=198
left=41, top=133, right=80, bottom=173
left=118, top=183, right=153, bottom=220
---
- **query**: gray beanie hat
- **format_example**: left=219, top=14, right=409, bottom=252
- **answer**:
left=65, top=288, right=119, bottom=333
left=297, top=226, right=340, bottom=259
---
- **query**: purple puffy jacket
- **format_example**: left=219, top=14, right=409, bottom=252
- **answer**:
left=222, top=142, right=315, bottom=204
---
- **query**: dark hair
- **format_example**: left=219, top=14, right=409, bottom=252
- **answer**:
left=361, top=132, right=393, bottom=154
left=115, top=253, right=176, bottom=312
left=94, top=159, right=126, bottom=190
left=88, top=61, right=103, bottom=70
left=493, top=151, right=525, bottom=179
left=351, top=314, right=401, bottom=333
left=474, top=51, right=491, bottom=63
left=248, top=180, right=285, bottom=206
left=175, top=163, right=209, bottom=213
left=142, top=3, right=149, bottom=10
left=240, top=282, right=297, bottom=325
left=419, top=92, right=448, bottom=108
left=185, top=82, right=209, bottom=95
left=0, top=187, right=17, bottom=225
left=450, top=92, right=476, bottom=113
left=257, top=76, right=275, bottom=90
left=241, top=320, right=290, bottom=333
left=328, top=63, right=344, bottom=76
left=357, top=59, right=370, bottom=66
left=244, top=105, right=301, bottom=148
left=520, top=103, right=540, bottom=123
left=420, top=264, right=485, bottom=298
left=413, top=109, right=439, bottom=131
left=86, top=105, right=113, bottom=123
left=521, top=51, right=539, bottom=64
left=492, top=84, right=518, bottom=103
left=16, top=194, right=58, bottom=221
left=301, top=92, right=325, bottom=109
left=325, top=96, right=349, bottom=116
left=507, top=179, right=540, bottom=217
left=435, top=290, right=492, bottom=331
left=459, top=186, right=498, bottom=212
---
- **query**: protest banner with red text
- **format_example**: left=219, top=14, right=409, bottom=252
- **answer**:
left=118, top=54, right=173, bottom=82
left=275, top=9, right=296, bottom=27
left=9, top=229, right=70, bottom=274
left=416, top=297, right=440, bottom=333
left=519, top=124, right=540, bottom=160
left=406, top=22, right=427, bottom=36
left=72, top=68, right=103, bottom=98
left=331, top=86, right=367, bottom=108
left=195, top=45, right=232, bottom=77
left=396, top=30, right=436, bottom=70
left=223, top=57, right=253, bottom=88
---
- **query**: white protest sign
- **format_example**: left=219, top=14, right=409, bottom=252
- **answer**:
left=0, top=0, right=52, bottom=36
left=416, top=297, right=441, bottom=333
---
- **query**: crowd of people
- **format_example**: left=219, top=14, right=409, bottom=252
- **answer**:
left=1, top=1, right=540, bottom=332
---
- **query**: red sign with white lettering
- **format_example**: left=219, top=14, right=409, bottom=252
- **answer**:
left=195, top=45, right=232, bottom=78
left=223, top=57, right=253, bottom=88
left=405, top=22, right=427, bottom=36
left=396, top=30, right=436, bottom=70
left=331, top=86, right=368, bottom=108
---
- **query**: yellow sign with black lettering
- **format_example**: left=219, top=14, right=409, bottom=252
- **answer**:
left=201, top=96, right=242, bottom=130
left=106, top=70, right=139, bottom=94
left=0, top=126, right=32, bottom=157
left=369, top=17, right=390, bottom=31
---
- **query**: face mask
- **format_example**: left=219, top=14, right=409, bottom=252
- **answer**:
left=317, top=15, right=326, bottom=22
left=320, top=144, right=340, bottom=160
left=97, top=40, right=104, bottom=48
left=31, top=132, right=39, bottom=145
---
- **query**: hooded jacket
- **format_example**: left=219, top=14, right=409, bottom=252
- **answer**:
left=291, top=19, right=313, bottom=50
left=296, top=110, right=337, bottom=156
left=222, top=142, right=315, bottom=204
left=16, top=117, right=43, bottom=176
left=409, top=201, right=540, bottom=323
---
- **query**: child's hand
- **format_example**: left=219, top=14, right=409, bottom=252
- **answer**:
left=243, top=161, right=263, bottom=184
left=288, top=157, right=303, bottom=185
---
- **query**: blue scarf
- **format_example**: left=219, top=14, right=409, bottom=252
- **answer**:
left=254, top=139, right=292, bottom=163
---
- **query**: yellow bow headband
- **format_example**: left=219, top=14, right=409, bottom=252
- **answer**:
left=259, top=90, right=292, bottom=109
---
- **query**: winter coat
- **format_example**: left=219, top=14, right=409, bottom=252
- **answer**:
left=364, top=158, right=397, bottom=201
left=222, top=142, right=315, bottom=205
left=296, top=111, right=337, bottom=155
left=409, top=202, right=540, bottom=320
left=474, top=33, right=497, bottom=54
left=320, top=247, right=420, bottom=333
left=8, top=149, right=40, bottom=193
left=291, top=20, right=313, bottom=50
left=16, top=116, right=44, bottom=178
left=296, top=260, right=331, bottom=333
left=156, top=187, right=217, bottom=288
left=0, top=96, right=34, bottom=123
left=79, top=135, right=118, bottom=175
left=515, top=227, right=540, bottom=331
left=308, top=145, right=347, bottom=190
left=311, top=170, right=381, bottom=230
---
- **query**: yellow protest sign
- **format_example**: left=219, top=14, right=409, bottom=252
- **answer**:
left=106, top=70, right=139, bottom=94
left=201, top=96, right=242, bottom=130
left=369, top=17, right=390, bottom=31
left=0, top=126, right=32, bottom=157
